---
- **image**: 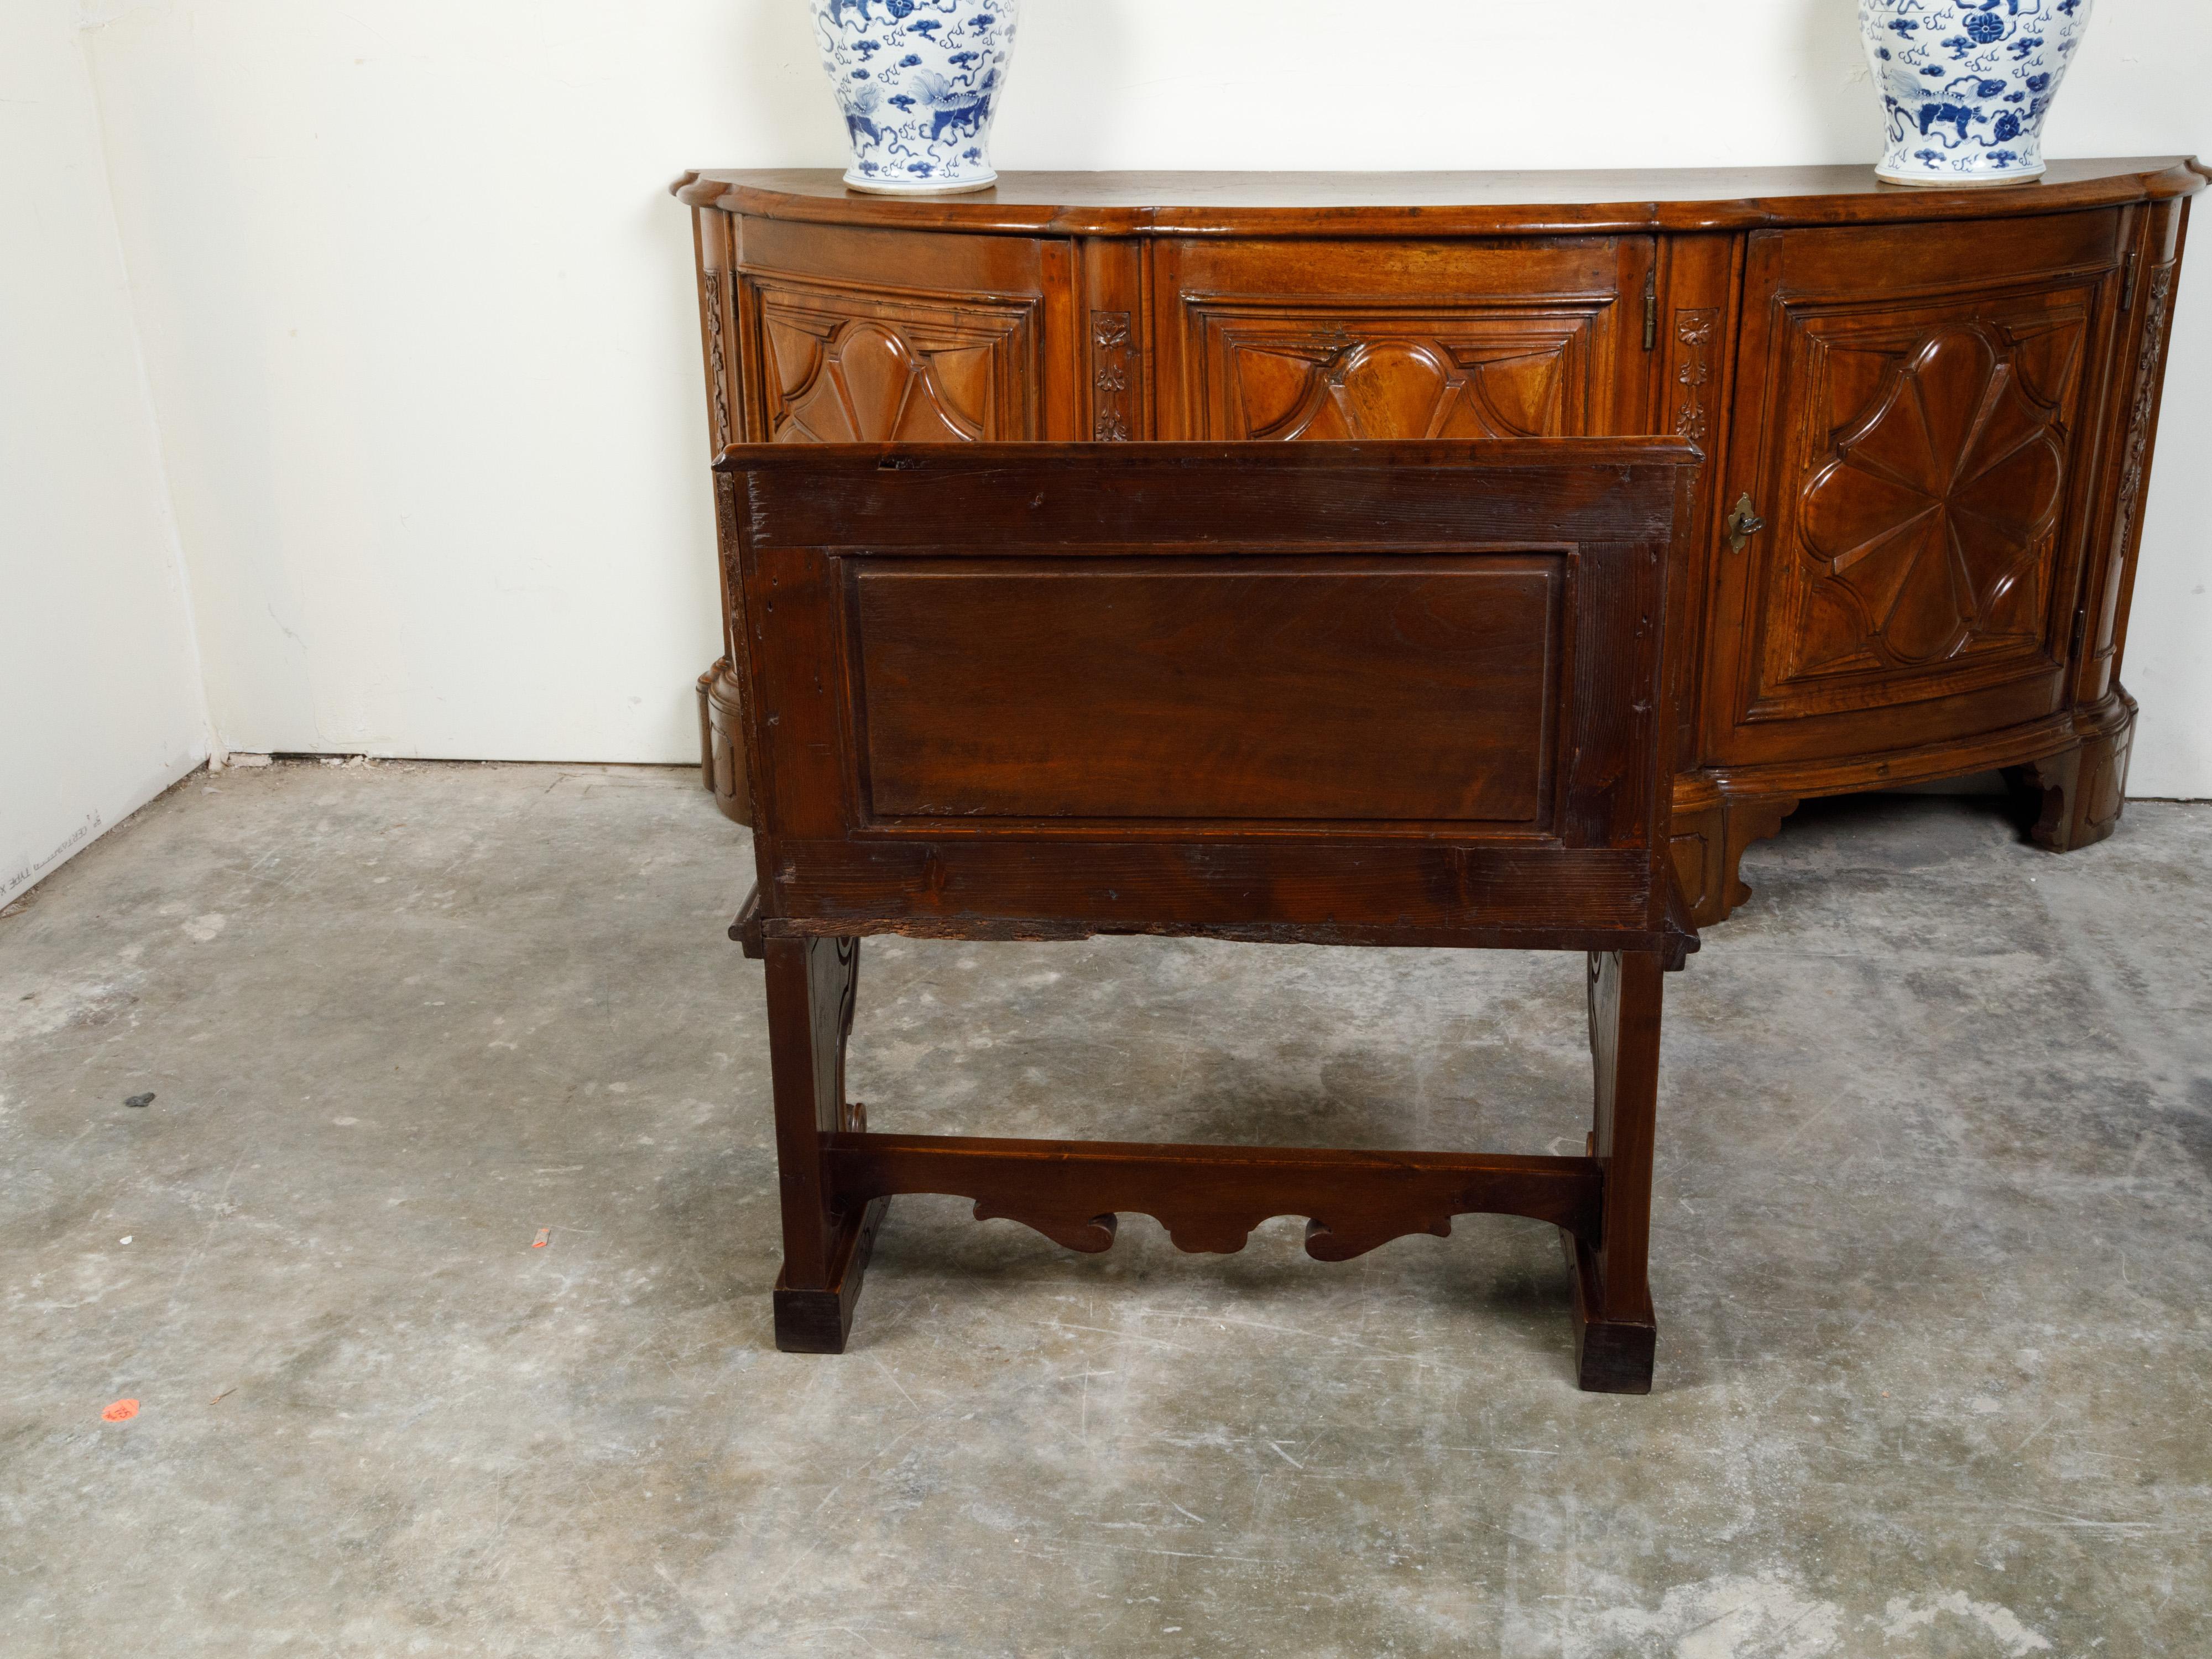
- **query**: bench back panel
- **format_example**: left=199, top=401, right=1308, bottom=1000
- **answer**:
left=723, top=440, right=1699, bottom=950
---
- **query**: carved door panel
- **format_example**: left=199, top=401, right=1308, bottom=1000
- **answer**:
left=756, top=285, right=1031, bottom=442
left=733, top=219, right=1073, bottom=445
left=1153, top=237, right=1656, bottom=442
left=1707, top=211, right=2127, bottom=766
left=701, top=220, right=1072, bottom=830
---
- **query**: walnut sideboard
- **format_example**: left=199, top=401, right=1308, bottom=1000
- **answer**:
left=674, top=161, right=2202, bottom=925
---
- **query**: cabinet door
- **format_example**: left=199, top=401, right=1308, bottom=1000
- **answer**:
left=1705, top=212, right=2126, bottom=768
left=734, top=218, right=1077, bottom=444
left=1154, top=238, right=1656, bottom=441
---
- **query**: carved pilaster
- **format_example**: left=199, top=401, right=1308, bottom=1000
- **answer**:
left=2109, top=262, right=2175, bottom=584
left=700, top=262, right=750, bottom=824
left=2075, top=258, right=2178, bottom=703
left=701, top=269, right=734, bottom=450
left=1670, top=308, right=1719, bottom=442
left=1091, top=310, right=1133, bottom=441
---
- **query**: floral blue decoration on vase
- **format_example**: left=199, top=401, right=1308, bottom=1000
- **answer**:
left=808, top=0, right=1020, bottom=195
left=1860, top=0, right=2094, bottom=186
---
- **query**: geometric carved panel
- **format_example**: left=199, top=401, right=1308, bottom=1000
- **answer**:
left=1188, top=302, right=1613, bottom=441
left=1754, top=296, right=2091, bottom=712
left=755, top=278, right=1037, bottom=444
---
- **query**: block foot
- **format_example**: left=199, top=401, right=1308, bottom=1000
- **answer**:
left=1562, top=1227, right=1656, bottom=1394
left=773, top=1196, right=889, bottom=1354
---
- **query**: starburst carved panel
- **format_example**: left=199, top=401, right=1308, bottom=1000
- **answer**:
left=1757, top=307, right=2089, bottom=704
left=1796, top=324, right=2073, bottom=669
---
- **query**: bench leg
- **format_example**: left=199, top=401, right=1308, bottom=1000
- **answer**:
left=1567, top=949, right=1663, bottom=1393
left=763, top=934, right=883, bottom=1353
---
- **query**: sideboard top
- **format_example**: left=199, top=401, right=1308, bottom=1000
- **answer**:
left=673, top=158, right=2204, bottom=238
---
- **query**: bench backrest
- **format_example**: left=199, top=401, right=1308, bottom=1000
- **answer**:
left=719, top=439, right=1700, bottom=957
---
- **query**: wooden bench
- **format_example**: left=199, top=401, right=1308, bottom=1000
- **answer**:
left=718, top=439, right=1702, bottom=1392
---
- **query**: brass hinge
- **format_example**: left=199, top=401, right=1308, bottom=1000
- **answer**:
left=1642, top=268, right=1658, bottom=351
left=2120, top=252, right=2140, bottom=312
left=2069, top=606, right=2089, bottom=661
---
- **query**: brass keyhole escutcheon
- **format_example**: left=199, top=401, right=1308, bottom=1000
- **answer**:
left=1725, top=493, right=1768, bottom=552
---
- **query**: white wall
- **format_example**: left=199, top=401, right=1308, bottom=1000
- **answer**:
left=72, top=1, right=2212, bottom=791
left=1, top=3, right=208, bottom=907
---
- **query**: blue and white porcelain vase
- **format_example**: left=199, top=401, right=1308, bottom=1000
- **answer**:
left=808, top=0, right=1019, bottom=195
left=1860, top=0, right=2093, bottom=186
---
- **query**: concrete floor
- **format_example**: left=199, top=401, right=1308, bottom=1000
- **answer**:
left=3, top=761, right=2208, bottom=1656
